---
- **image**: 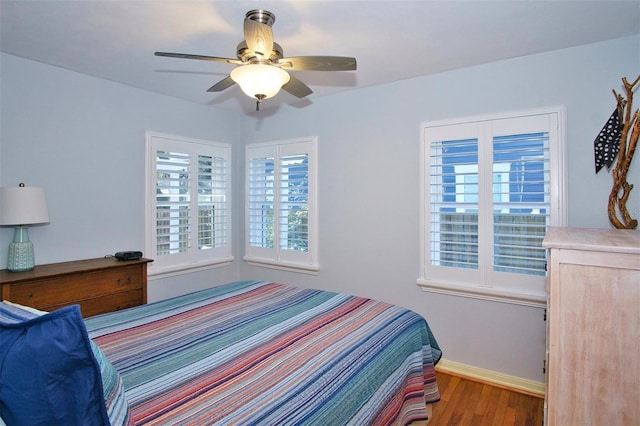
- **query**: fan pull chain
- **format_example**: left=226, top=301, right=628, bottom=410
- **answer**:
left=255, top=94, right=266, bottom=111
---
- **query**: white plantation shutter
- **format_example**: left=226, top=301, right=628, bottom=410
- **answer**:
left=248, top=148, right=275, bottom=250
left=155, top=151, right=191, bottom=256
left=197, top=154, right=229, bottom=250
left=278, top=151, right=309, bottom=253
left=245, top=137, right=318, bottom=273
left=146, top=132, right=232, bottom=275
left=429, top=137, right=479, bottom=271
left=419, top=108, right=566, bottom=307
left=491, top=132, right=550, bottom=276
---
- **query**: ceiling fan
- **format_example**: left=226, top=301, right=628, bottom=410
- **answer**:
left=155, top=9, right=357, bottom=111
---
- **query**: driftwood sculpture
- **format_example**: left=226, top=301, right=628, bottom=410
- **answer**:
left=607, top=75, right=639, bottom=229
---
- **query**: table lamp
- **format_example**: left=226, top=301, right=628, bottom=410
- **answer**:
left=0, top=183, right=50, bottom=272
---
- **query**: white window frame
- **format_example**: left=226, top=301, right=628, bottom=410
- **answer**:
left=418, top=106, right=567, bottom=307
left=244, top=136, right=319, bottom=274
left=145, top=131, right=233, bottom=277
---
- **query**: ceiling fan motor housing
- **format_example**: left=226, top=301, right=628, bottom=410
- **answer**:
left=236, top=41, right=283, bottom=63
left=245, top=10, right=275, bottom=27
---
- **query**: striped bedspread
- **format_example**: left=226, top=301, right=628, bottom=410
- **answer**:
left=85, top=280, right=441, bottom=425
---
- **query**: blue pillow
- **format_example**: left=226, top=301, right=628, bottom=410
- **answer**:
left=1, top=302, right=130, bottom=425
left=0, top=304, right=110, bottom=425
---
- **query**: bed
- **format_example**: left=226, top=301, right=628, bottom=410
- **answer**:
left=0, top=280, right=441, bottom=425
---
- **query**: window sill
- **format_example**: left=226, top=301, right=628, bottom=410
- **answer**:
left=416, top=278, right=546, bottom=308
left=243, top=256, right=320, bottom=275
left=148, top=257, right=234, bottom=280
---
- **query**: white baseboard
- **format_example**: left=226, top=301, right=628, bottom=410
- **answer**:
left=435, top=358, right=545, bottom=398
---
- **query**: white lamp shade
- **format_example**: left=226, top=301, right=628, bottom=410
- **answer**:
left=230, top=64, right=290, bottom=100
left=0, top=186, right=50, bottom=225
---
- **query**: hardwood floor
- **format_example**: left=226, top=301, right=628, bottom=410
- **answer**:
left=426, top=371, right=544, bottom=426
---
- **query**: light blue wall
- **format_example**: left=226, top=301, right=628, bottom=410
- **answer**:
left=237, top=35, right=640, bottom=383
left=1, top=35, right=638, bottom=383
left=0, top=54, right=243, bottom=299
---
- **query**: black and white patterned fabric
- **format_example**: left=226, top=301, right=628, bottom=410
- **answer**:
left=594, top=108, right=622, bottom=173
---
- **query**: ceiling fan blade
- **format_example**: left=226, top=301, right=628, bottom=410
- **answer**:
left=206, top=76, right=236, bottom=93
left=278, top=56, right=357, bottom=71
left=155, top=51, right=243, bottom=65
left=282, top=75, right=313, bottom=98
left=243, top=14, right=274, bottom=58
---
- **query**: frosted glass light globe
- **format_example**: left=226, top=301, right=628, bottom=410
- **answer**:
left=231, top=64, right=290, bottom=100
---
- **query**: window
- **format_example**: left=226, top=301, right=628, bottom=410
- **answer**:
left=419, top=107, right=566, bottom=307
left=245, top=137, right=318, bottom=273
left=145, top=132, right=232, bottom=276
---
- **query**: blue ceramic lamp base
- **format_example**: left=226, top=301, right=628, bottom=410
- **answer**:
left=7, top=226, right=35, bottom=272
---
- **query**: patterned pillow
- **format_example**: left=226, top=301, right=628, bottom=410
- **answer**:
left=91, top=337, right=132, bottom=426
left=0, top=302, right=130, bottom=426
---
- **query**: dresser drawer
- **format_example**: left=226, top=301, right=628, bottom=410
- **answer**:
left=8, top=265, right=143, bottom=309
left=44, top=289, right=144, bottom=317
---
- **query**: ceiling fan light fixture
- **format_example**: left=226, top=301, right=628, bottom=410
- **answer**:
left=230, top=64, right=290, bottom=102
left=155, top=9, right=357, bottom=110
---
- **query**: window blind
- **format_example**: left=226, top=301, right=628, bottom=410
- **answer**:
left=248, top=155, right=275, bottom=249
left=429, top=138, right=479, bottom=269
left=155, top=150, right=191, bottom=256
left=247, top=152, right=310, bottom=253
left=146, top=132, right=232, bottom=275
left=419, top=107, right=566, bottom=307
left=197, top=154, right=229, bottom=250
left=245, top=137, right=318, bottom=272
left=492, top=132, right=549, bottom=276
left=279, top=153, right=309, bottom=252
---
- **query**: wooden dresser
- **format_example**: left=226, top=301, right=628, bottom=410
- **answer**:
left=542, top=227, right=639, bottom=425
left=0, top=257, right=153, bottom=317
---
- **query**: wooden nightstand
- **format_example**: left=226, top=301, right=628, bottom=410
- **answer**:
left=0, top=257, right=153, bottom=317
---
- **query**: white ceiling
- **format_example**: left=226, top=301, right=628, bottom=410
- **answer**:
left=2, top=1, right=639, bottom=116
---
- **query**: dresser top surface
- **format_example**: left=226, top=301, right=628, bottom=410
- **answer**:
left=543, top=227, right=640, bottom=255
left=0, top=257, right=153, bottom=284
